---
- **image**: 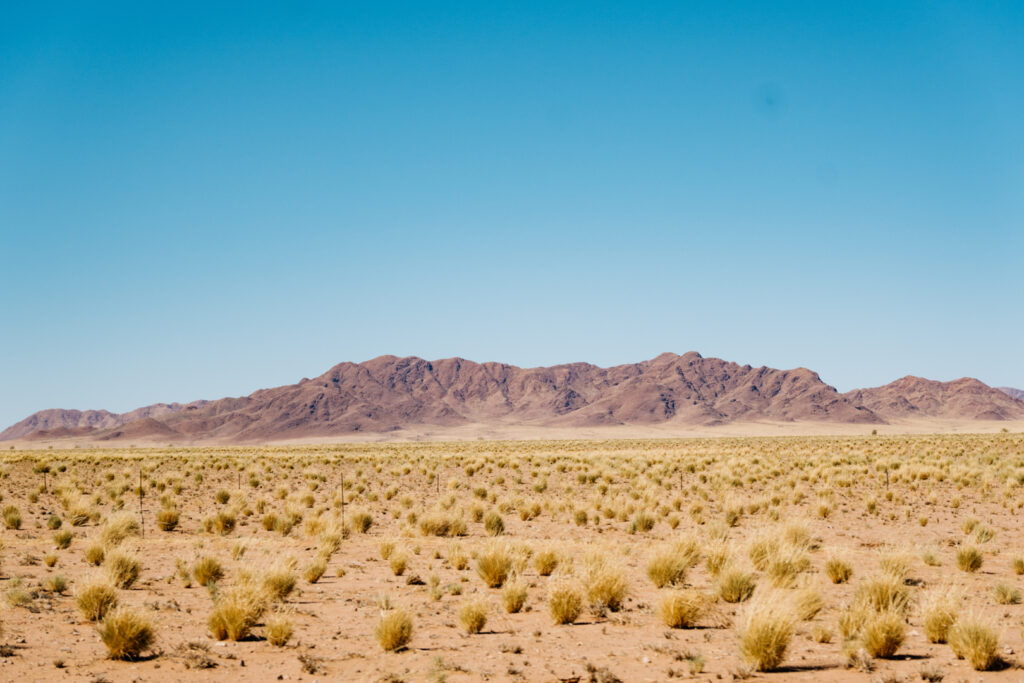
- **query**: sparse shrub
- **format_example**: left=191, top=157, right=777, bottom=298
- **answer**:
left=304, top=558, right=327, bottom=584
left=700, top=538, right=728, bottom=573
left=447, top=543, right=469, bottom=570
left=84, top=544, right=104, bottom=565
left=104, top=550, right=141, bottom=589
left=351, top=510, right=373, bottom=533
left=211, top=510, right=237, bottom=535
left=717, top=566, right=756, bottom=603
left=42, top=574, right=68, bottom=593
left=262, top=567, right=297, bottom=602
left=811, top=623, right=833, bottom=643
left=580, top=553, right=628, bottom=613
left=658, top=589, right=707, bottom=628
left=5, top=577, right=33, bottom=608
left=2, top=505, right=22, bottom=530
left=631, top=510, right=656, bottom=532
left=765, top=548, right=809, bottom=588
left=922, top=591, right=959, bottom=643
left=956, top=546, right=983, bottom=573
left=860, top=609, right=905, bottom=658
left=948, top=617, right=1000, bottom=671
left=483, top=511, right=505, bottom=536
left=825, top=556, right=853, bottom=583
left=156, top=508, right=179, bottom=531
left=534, top=548, right=560, bottom=576
left=476, top=542, right=513, bottom=588
left=54, top=530, right=73, bottom=549
left=647, top=546, right=688, bottom=588
left=99, top=608, right=155, bottom=660
left=994, top=582, right=1021, bottom=605
left=375, top=608, right=413, bottom=651
left=265, top=613, right=294, bottom=647
left=854, top=575, right=910, bottom=614
left=548, top=581, right=584, bottom=625
left=502, top=578, right=528, bottom=613
left=879, top=554, right=911, bottom=580
left=389, top=551, right=409, bottom=577
left=193, top=556, right=224, bottom=587
left=738, top=595, right=796, bottom=671
left=76, top=576, right=119, bottom=621
left=793, top=586, right=824, bottom=621
left=418, top=512, right=467, bottom=537
left=458, top=599, right=489, bottom=634
left=209, top=585, right=267, bottom=640
left=99, top=513, right=140, bottom=547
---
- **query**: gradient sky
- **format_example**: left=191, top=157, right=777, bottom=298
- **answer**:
left=2, top=1, right=1022, bottom=428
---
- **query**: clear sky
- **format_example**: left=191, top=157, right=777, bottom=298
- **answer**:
left=2, top=1, right=1022, bottom=428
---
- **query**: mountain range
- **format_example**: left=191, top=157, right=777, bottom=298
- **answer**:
left=3, top=352, right=1023, bottom=443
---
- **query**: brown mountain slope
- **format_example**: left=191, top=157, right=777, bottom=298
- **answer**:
left=4, top=353, right=1022, bottom=443
left=844, top=376, right=1024, bottom=421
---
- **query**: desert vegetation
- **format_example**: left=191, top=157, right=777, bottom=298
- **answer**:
left=0, top=433, right=1022, bottom=679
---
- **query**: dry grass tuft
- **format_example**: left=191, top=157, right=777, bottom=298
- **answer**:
left=476, top=542, right=513, bottom=588
left=303, top=557, right=327, bottom=584
left=208, top=585, right=267, bottom=641
left=825, top=556, right=853, bottom=584
left=792, top=586, right=824, bottom=621
left=262, top=567, right=297, bottom=602
left=375, top=608, right=413, bottom=651
left=265, top=613, right=294, bottom=647
left=922, top=590, right=960, bottom=644
left=75, top=575, right=119, bottom=621
left=580, top=552, right=628, bottom=613
left=534, top=548, right=560, bottom=576
left=193, top=556, right=224, bottom=587
left=658, top=589, right=708, bottom=629
left=548, top=579, right=584, bottom=625
left=458, top=599, right=489, bottom=634
left=738, top=594, right=797, bottom=671
left=948, top=616, right=1000, bottom=671
left=98, top=608, right=155, bottom=660
left=956, top=546, right=983, bottom=573
left=860, top=609, right=905, bottom=658
left=501, top=578, right=528, bottom=613
left=99, top=513, right=141, bottom=548
left=717, top=566, right=757, bottom=603
left=647, top=545, right=688, bottom=588
left=104, top=549, right=141, bottom=589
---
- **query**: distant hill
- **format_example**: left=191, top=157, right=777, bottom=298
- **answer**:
left=998, top=387, right=1024, bottom=401
left=3, top=352, right=1023, bottom=443
left=844, top=377, right=1024, bottom=421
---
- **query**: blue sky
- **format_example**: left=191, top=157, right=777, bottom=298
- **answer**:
left=1, top=1, right=1022, bottom=427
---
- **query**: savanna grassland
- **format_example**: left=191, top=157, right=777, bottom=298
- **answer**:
left=1, top=434, right=1023, bottom=682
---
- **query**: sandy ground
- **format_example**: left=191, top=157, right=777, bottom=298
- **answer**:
left=0, top=433, right=1023, bottom=682
left=7, top=418, right=1024, bottom=450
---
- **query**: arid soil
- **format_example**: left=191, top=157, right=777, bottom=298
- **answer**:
left=1, top=434, right=1024, bottom=682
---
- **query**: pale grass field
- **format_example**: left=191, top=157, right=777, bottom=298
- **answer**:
left=0, top=433, right=1023, bottom=682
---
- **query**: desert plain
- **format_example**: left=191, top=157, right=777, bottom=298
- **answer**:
left=1, top=433, right=1024, bottom=682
